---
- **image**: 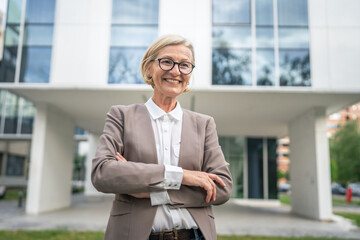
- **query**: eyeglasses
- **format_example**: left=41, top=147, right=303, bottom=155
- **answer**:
left=156, top=58, right=195, bottom=75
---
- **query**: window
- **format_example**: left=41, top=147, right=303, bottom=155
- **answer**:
left=20, top=98, right=35, bottom=134
left=219, top=136, right=245, bottom=198
left=256, top=0, right=275, bottom=86
left=278, top=0, right=310, bottom=86
left=0, top=0, right=24, bottom=82
left=19, top=0, right=55, bottom=83
left=6, top=154, right=25, bottom=176
left=0, top=0, right=56, bottom=83
left=109, top=0, right=159, bottom=84
left=3, top=92, right=19, bottom=134
left=212, top=0, right=311, bottom=87
left=212, top=0, right=252, bottom=85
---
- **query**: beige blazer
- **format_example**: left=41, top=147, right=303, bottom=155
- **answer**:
left=92, top=104, right=232, bottom=240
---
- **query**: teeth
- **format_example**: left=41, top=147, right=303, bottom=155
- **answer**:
left=165, top=79, right=180, bottom=83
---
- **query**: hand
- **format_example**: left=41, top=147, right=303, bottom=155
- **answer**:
left=115, top=152, right=150, bottom=199
left=116, top=152, right=127, bottom=162
left=182, top=169, right=226, bottom=203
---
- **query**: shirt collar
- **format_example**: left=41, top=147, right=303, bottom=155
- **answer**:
left=145, top=98, right=183, bottom=121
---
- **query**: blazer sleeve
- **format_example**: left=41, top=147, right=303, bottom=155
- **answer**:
left=91, top=106, right=165, bottom=194
left=168, top=117, right=233, bottom=208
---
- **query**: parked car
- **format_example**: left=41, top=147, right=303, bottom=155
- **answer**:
left=331, top=182, right=346, bottom=195
left=349, top=183, right=360, bottom=196
left=278, top=182, right=291, bottom=192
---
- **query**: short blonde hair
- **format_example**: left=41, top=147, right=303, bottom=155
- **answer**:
left=141, top=34, right=195, bottom=91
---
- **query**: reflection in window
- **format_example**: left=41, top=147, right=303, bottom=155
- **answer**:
left=267, top=138, right=278, bottom=199
left=279, top=50, right=310, bottom=86
left=112, top=0, right=158, bottom=24
left=7, top=0, right=23, bottom=24
left=257, top=50, right=275, bottom=86
left=4, top=92, right=19, bottom=134
left=219, top=136, right=244, bottom=198
left=256, top=0, right=273, bottom=26
left=247, top=138, right=264, bottom=199
left=277, top=0, right=310, bottom=86
left=109, top=0, right=159, bottom=84
left=213, top=26, right=251, bottom=48
left=25, top=0, right=56, bottom=24
left=111, top=26, right=157, bottom=47
left=0, top=0, right=24, bottom=83
left=212, top=49, right=251, bottom=85
left=213, top=0, right=250, bottom=24
left=20, top=47, right=52, bottom=83
left=212, top=0, right=252, bottom=86
left=6, top=154, right=25, bottom=176
left=109, top=48, right=146, bottom=84
left=278, top=0, right=308, bottom=26
left=20, top=99, right=35, bottom=134
left=278, top=28, right=309, bottom=49
left=19, top=0, right=56, bottom=83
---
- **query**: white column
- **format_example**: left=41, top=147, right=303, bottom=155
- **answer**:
left=26, top=104, right=75, bottom=214
left=84, top=133, right=102, bottom=196
left=289, top=107, right=332, bottom=220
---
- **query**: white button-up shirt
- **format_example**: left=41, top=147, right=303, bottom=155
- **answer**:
left=145, top=98, right=198, bottom=231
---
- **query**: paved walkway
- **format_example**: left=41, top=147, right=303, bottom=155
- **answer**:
left=0, top=194, right=360, bottom=239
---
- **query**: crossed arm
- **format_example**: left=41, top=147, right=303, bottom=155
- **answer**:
left=92, top=106, right=232, bottom=206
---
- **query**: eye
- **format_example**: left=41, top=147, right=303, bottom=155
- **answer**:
left=179, top=62, right=191, bottom=69
left=160, top=59, right=173, bottom=66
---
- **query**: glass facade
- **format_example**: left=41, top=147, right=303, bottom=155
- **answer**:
left=212, top=0, right=252, bottom=85
left=219, top=136, right=245, bottom=198
left=0, top=0, right=56, bottom=83
left=212, top=0, right=311, bottom=87
left=6, top=153, right=25, bottom=176
left=220, top=136, right=278, bottom=199
left=0, top=90, right=35, bottom=135
left=109, top=0, right=159, bottom=84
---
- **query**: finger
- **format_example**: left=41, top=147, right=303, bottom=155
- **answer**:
left=208, top=174, right=226, bottom=187
left=116, top=152, right=127, bottom=162
left=210, top=177, right=216, bottom=201
left=203, top=181, right=213, bottom=203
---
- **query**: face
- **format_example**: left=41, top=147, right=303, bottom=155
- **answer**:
left=150, top=44, right=193, bottom=100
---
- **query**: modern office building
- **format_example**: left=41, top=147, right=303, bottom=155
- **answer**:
left=0, top=0, right=359, bottom=222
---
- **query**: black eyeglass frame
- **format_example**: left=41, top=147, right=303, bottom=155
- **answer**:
left=155, top=58, right=195, bottom=75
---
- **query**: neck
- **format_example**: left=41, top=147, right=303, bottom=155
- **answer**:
left=152, top=96, right=177, bottom=113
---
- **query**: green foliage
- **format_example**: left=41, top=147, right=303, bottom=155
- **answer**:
left=330, top=120, right=360, bottom=183
left=335, top=212, right=360, bottom=227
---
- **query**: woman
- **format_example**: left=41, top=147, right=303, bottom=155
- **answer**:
left=92, top=34, right=232, bottom=240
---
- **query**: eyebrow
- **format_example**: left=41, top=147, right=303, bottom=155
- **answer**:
left=160, top=55, right=191, bottom=62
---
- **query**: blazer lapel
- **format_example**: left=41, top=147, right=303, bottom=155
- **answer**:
left=134, top=105, right=158, bottom=164
left=178, top=110, right=199, bottom=170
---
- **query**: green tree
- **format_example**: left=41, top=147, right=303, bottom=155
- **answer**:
left=330, top=120, right=360, bottom=183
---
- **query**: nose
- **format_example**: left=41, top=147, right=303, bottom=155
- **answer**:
left=169, top=63, right=181, bottom=75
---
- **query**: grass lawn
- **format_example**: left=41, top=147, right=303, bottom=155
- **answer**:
left=335, top=212, right=360, bottom=227
left=0, top=189, right=26, bottom=201
left=0, top=231, right=350, bottom=240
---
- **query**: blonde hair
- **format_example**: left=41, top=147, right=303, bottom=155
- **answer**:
left=141, top=34, right=195, bottom=92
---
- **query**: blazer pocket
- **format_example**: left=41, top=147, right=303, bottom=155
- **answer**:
left=110, top=200, right=132, bottom=216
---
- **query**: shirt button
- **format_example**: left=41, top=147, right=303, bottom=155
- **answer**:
left=174, top=184, right=178, bottom=187
left=165, top=146, right=169, bottom=150
left=164, top=129, right=168, bottom=133
left=168, top=183, right=172, bottom=187
left=175, top=225, right=179, bottom=228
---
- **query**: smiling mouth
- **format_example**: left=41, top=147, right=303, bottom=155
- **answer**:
left=164, top=79, right=181, bottom=84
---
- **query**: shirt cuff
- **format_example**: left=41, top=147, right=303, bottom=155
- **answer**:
left=164, top=165, right=183, bottom=190
left=150, top=191, right=173, bottom=206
